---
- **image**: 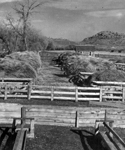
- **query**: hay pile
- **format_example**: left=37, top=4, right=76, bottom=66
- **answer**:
left=0, top=51, right=42, bottom=78
left=94, top=69, right=125, bottom=82
left=58, top=52, right=125, bottom=82
left=59, top=52, right=116, bottom=73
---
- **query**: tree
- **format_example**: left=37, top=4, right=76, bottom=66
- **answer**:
left=6, top=0, right=44, bottom=51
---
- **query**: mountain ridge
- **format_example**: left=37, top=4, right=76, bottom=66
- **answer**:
left=80, top=31, right=125, bottom=47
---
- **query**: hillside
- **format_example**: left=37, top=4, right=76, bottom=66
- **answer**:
left=80, top=31, right=125, bottom=48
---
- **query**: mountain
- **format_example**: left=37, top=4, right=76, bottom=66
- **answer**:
left=80, top=31, right=125, bottom=48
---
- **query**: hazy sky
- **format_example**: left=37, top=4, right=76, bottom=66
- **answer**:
left=0, top=0, right=125, bottom=41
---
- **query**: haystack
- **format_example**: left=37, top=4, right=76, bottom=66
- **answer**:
left=0, top=51, right=42, bottom=78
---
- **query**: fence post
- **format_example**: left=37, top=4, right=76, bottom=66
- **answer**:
left=4, top=84, right=7, bottom=100
left=75, top=87, right=78, bottom=102
left=122, top=87, right=125, bottom=102
left=21, top=107, right=26, bottom=125
left=99, top=86, right=102, bottom=102
left=27, top=82, right=32, bottom=100
left=51, top=86, right=54, bottom=101
left=75, top=111, right=79, bottom=127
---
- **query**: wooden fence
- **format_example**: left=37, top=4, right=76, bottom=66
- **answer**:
left=31, top=85, right=101, bottom=101
left=1, top=83, right=125, bottom=102
left=0, top=103, right=125, bottom=128
left=1, top=78, right=125, bottom=102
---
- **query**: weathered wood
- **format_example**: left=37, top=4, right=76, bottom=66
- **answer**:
left=122, top=87, right=125, bottom=102
left=103, top=96, right=122, bottom=99
left=99, top=132, right=117, bottom=150
left=0, top=78, right=32, bottom=82
left=4, top=84, right=7, bottom=100
left=51, top=86, right=54, bottom=101
left=31, top=95, right=51, bottom=99
left=89, top=101, right=125, bottom=108
left=53, top=91, right=75, bottom=95
left=78, top=98, right=100, bottom=101
left=78, top=92, right=100, bottom=95
left=103, top=122, right=125, bottom=147
left=28, top=83, right=32, bottom=100
left=31, top=90, right=51, bottom=94
left=21, top=107, right=26, bottom=125
left=99, top=86, right=102, bottom=102
left=75, top=87, right=78, bottom=102
left=93, top=81, right=125, bottom=86
left=75, top=111, right=79, bottom=127
left=13, top=130, right=27, bottom=150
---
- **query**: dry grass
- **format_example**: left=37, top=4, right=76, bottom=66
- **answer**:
left=0, top=51, right=41, bottom=79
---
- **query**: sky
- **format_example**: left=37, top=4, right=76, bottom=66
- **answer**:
left=0, top=0, right=125, bottom=41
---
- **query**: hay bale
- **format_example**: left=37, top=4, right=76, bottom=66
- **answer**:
left=0, top=51, right=41, bottom=79
left=94, top=69, right=125, bottom=81
left=6, top=51, right=41, bottom=71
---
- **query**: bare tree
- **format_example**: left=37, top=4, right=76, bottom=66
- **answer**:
left=6, top=0, right=44, bottom=51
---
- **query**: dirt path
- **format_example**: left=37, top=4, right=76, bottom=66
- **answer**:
left=37, top=51, right=73, bottom=86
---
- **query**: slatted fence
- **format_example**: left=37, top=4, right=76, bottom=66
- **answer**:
left=31, top=85, right=101, bottom=102
left=0, top=78, right=125, bottom=102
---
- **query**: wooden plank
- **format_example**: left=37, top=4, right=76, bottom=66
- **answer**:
left=103, top=91, right=122, bottom=94
left=75, top=111, right=79, bottom=127
left=75, top=87, right=78, bottom=102
left=53, top=91, right=75, bottom=95
left=103, top=122, right=125, bottom=147
left=31, top=90, right=51, bottom=94
left=28, top=83, right=32, bottom=100
left=51, top=86, right=54, bottom=101
left=0, top=112, right=21, bottom=117
left=53, top=97, right=76, bottom=100
left=4, top=84, right=7, bottom=100
left=13, top=130, right=26, bottom=150
left=93, top=81, right=125, bottom=86
left=8, top=95, right=27, bottom=98
left=103, top=96, right=122, bottom=99
left=122, top=87, right=125, bottom=102
left=78, top=87, right=100, bottom=90
left=32, top=85, right=75, bottom=90
left=78, top=97, right=100, bottom=101
left=0, top=78, right=32, bottom=82
left=78, top=92, right=100, bottom=95
left=99, top=86, right=103, bottom=102
left=89, top=101, right=125, bottom=108
left=99, top=132, right=117, bottom=150
left=31, top=95, right=51, bottom=99
left=26, top=112, right=75, bottom=118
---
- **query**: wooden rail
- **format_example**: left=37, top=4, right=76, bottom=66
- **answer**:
left=13, top=130, right=27, bottom=150
left=31, top=85, right=101, bottom=102
left=103, top=122, right=125, bottom=147
left=0, top=78, right=125, bottom=102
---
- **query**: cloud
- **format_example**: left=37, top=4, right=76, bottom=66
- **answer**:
left=86, top=9, right=125, bottom=18
left=44, top=0, right=125, bottom=11
left=0, top=0, right=20, bottom=3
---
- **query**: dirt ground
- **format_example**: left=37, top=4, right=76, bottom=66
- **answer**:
left=26, top=125, right=106, bottom=150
